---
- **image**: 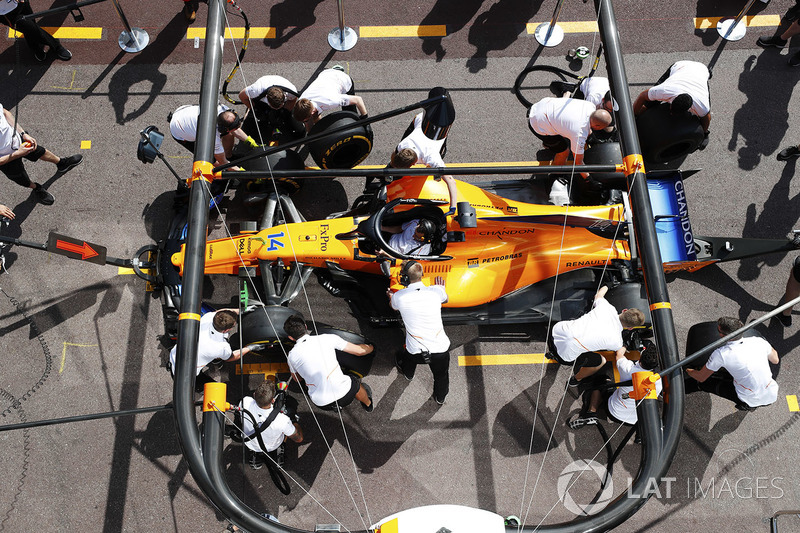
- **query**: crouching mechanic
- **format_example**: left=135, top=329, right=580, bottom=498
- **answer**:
left=685, top=316, right=779, bottom=411
left=568, top=340, right=662, bottom=428
left=239, top=380, right=303, bottom=470
left=383, top=111, right=458, bottom=213
left=238, top=74, right=305, bottom=143
left=547, top=286, right=645, bottom=386
left=292, top=67, right=367, bottom=131
left=168, top=309, right=264, bottom=390
left=284, top=315, right=376, bottom=412
left=388, top=261, right=451, bottom=405
left=527, top=97, right=613, bottom=178
left=633, top=60, right=711, bottom=145
left=169, top=104, right=250, bottom=167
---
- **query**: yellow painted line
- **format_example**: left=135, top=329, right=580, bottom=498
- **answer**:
left=459, top=353, right=557, bottom=366
left=60, top=342, right=99, bottom=374
left=9, top=27, right=102, bottom=39
left=80, top=140, right=91, bottom=149
left=118, top=266, right=152, bottom=275
left=360, top=25, right=446, bottom=38
left=186, top=27, right=276, bottom=40
left=526, top=21, right=599, bottom=34
left=694, top=14, right=780, bottom=30
left=787, top=395, right=799, bottom=412
left=235, top=362, right=290, bottom=375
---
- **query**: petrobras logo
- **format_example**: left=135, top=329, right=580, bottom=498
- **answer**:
left=557, top=459, right=615, bottom=515
left=467, top=257, right=479, bottom=268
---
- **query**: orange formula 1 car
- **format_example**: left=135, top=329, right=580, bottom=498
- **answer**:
left=161, top=171, right=797, bottom=333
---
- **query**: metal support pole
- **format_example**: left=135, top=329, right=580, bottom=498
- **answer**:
left=534, top=0, right=566, bottom=47
left=717, top=0, right=758, bottom=41
left=327, top=0, right=358, bottom=51
left=110, top=0, right=149, bottom=52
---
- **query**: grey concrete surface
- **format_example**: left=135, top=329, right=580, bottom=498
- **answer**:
left=1, top=3, right=800, bottom=532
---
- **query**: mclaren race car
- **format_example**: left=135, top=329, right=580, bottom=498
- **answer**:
left=154, top=168, right=798, bottom=340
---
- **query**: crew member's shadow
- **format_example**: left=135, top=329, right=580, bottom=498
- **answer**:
left=728, top=53, right=800, bottom=170
left=266, top=0, right=326, bottom=49
left=492, top=360, right=566, bottom=457
left=418, top=0, right=485, bottom=62
left=737, top=161, right=800, bottom=281
left=107, top=11, right=186, bottom=125
left=466, top=0, right=544, bottom=73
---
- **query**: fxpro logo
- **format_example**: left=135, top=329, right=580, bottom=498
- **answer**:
left=557, top=459, right=615, bottom=515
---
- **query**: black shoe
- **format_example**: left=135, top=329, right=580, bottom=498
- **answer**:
left=56, top=154, right=83, bottom=174
left=698, top=131, right=710, bottom=151
left=361, top=382, right=374, bottom=412
left=248, top=458, right=264, bottom=470
left=790, top=52, right=800, bottom=67
left=568, top=376, right=580, bottom=387
left=568, top=412, right=598, bottom=429
left=33, top=47, right=47, bottom=62
left=777, top=146, right=800, bottom=161
left=433, top=394, right=446, bottom=405
left=54, top=46, right=72, bottom=61
left=778, top=313, right=792, bottom=327
left=33, top=184, right=54, bottom=206
left=395, top=357, right=413, bottom=381
left=735, top=402, right=757, bottom=412
left=549, top=80, right=576, bottom=96
left=756, top=35, right=787, bottom=48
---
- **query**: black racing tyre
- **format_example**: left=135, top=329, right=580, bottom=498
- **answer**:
left=308, top=110, right=374, bottom=169
left=513, top=65, right=577, bottom=109
left=636, top=104, right=705, bottom=164
left=313, top=323, right=375, bottom=378
left=583, top=141, right=624, bottom=184
left=240, top=149, right=305, bottom=194
left=605, top=282, right=652, bottom=328
left=234, top=305, right=299, bottom=348
left=232, top=308, right=375, bottom=377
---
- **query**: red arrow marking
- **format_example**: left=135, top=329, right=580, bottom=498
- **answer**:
left=56, top=239, right=99, bottom=260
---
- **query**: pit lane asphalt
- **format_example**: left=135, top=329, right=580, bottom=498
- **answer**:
left=1, top=1, right=800, bottom=532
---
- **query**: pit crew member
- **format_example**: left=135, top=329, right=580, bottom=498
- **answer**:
left=283, top=315, right=375, bottom=412
left=292, top=67, right=367, bottom=131
left=547, top=285, right=645, bottom=386
left=632, top=60, right=711, bottom=135
left=239, top=380, right=303, bottom=470
left=388, top=261, right=451, bottom=405
left=685, top=316, right=779, bottom=411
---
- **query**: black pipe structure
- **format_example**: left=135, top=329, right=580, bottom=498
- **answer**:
left=222, top=164, right=621, bottom=180
left=173, top=0, right=685, bottom=530
left=515, top=0, right=684, bottom=530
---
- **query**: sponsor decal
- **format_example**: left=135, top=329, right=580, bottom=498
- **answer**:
left=320, top=224, right=329, bottom=251
left=507, top=206, right=518, bottom=213
left=467, top=258, right=479, bottom=268
left=565, top=259, right=607, bottom=267
left=481, top=252, right=522, bottom=264
left=673, top=180, right=697, bottom=260
left=266, top=231, right=285, bottom=251
left=478, top=228, right=536, bottom=237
